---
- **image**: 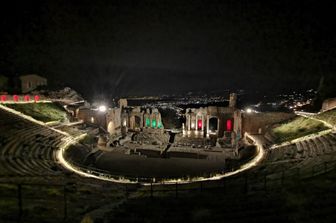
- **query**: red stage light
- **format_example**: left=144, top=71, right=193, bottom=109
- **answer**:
left=13, top=95, right=19, bottom=102
left=24, top=95, right=30, bottom=101
left=0, top=95, right=6, bottom=102
left=226, top=119, right=232, bottom=131
left=198, top=119, right=202, bottom=129
left=34, top=95, right=40, bottom=102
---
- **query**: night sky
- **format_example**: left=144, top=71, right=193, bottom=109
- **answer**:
left=1, top=0, right=335, bottom=99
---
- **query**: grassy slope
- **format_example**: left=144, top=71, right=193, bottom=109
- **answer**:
left=271, top=116, right=328, bottom=143
left=315, top=108, right=336, bottom=126
left=5, top=102, right=67, bottom=122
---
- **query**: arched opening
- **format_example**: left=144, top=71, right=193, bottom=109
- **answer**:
left=107, top=121, right=115, bottom=135
left=226, top=119, right=232, bottom=131
left=209, top=117, right=218, bottom=132
left=152, top=119, right=157, bottom=128
left=197, top=119, right=202, bottom=130
left=145, top=117, right=151, bottom=127
left=135, top=116, right=141, bottom=128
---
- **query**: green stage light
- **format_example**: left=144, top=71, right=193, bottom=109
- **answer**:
left=146, top=118, right=150, bottom=127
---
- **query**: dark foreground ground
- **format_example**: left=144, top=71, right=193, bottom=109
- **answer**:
left=91, top=169, right=336, bottom=223
left=1, top=167, right=336, bottom=223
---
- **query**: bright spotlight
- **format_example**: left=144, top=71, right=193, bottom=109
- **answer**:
left=246, top=108, right=252, bottom=113
left=98, top=105, right=107, bottom=112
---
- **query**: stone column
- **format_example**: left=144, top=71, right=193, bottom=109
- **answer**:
left=206, top=115, right=210, bottom=137
left=140, top=114, right=143, bottom=128
left=187, top=114, right=190, bottom=131
left=189, top=115, right=192, bottom=131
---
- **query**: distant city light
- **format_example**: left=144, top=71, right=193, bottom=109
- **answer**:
left=246, top=108, right=252, bottom=113
left=98, top=105, right=107, bottom=112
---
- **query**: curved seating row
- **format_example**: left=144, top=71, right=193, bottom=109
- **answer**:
left=0, top=109, right=67, bottom=177
left=256, top=132, right=336, bottom=179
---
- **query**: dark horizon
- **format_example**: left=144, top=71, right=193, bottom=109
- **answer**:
left=1, top=1, right=335, bottom=98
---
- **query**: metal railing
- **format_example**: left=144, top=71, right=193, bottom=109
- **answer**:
left=0, top=159, right=336, bottom=222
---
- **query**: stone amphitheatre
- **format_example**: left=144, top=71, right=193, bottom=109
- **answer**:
left=1, top=92, right=336, bottom=222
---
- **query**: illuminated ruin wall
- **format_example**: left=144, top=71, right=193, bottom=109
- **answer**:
left=77, top=105, right=163, bottom=136
left=183, top=106, right=236, bottom=139
left=241, top=112, right=295, bottom=135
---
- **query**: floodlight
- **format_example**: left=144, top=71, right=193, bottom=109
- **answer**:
left=98, top=105, right=107, bottom=112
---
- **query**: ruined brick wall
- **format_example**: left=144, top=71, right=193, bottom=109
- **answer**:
left=242, top=112, right=295, bottom=135
left=77, top=108, right=94, bottom=123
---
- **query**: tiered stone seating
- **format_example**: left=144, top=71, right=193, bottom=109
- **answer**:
left=302, top=140, right=312, bottom=157
left=328, top=134, right=336, bottom=145
left=314, top=137, right=326, bottom=154
left=295, top=142, right=304, bottom=158
left=261, top=132, right=336, bottom=179
left=55, top=125, right=85, bottom=138
left=319, top=136, right=332, bottom=153
left=0, top=109, right=67, bottom=177
left=267, top=144, right=298, bottom=162
left=267, top=147, right=284, bottom=162
left=307, top=139, right=317, bottom=156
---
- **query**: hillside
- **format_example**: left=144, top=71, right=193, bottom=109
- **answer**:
left=315, top=108, right=336, bottom=126
left=4, top=102, right=68, bottom=122
left=271, top=116, right=329, bottom=143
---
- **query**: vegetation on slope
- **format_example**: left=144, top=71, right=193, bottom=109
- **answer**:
left=271, top=116, right=328, bottom=143
left=4, top=102, right=67, bottom=122
left=315, top=108, right=336, bottom=126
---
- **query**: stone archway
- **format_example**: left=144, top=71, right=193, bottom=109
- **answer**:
left=209, top=117, right=218, bottom=131
left=134, top=116, right=141, bottom=128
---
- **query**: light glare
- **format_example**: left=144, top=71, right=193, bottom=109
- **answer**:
left=98, top=105, right=107, bottom=112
